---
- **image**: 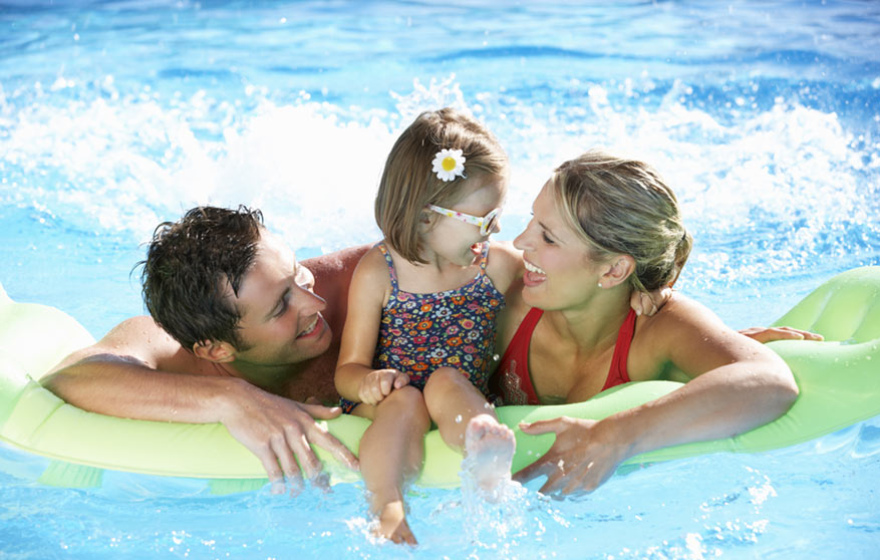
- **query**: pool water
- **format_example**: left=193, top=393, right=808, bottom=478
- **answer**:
left=1, top=0, right=879, bottom=558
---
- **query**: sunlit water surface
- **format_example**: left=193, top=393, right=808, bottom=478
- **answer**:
left=1, top=1, right=879, bottom=558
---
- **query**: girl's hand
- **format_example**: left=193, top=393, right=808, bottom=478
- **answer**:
left=630, top=287, right=672, bottom=317
left=358, top=369, right=410, bottom=405
left=514, top=416, right=630, bottom=496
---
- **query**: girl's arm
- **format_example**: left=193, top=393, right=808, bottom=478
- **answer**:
left=516, top=295, right=798, bottom=495
left=334, top=247, right=410, bottom=405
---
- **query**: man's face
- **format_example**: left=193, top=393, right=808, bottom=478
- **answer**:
left=228, top=231, right=332, bottom=370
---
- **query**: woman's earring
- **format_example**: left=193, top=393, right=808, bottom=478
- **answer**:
left=598, top=282, right=603, bottom=288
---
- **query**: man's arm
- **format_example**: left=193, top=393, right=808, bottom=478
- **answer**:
left=42, top=316, right=358, bottom=486
left=43, top=316, right=226, bottom=417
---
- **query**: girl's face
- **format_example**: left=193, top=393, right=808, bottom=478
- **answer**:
left=513, top=181, right=606, bottom=310
left=423, top=173, right=507, bottom=267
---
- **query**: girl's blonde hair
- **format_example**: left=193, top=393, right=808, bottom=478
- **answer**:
left=551, top=149, right=692, bottom=292
left=375, top=108, right=508, bottom=263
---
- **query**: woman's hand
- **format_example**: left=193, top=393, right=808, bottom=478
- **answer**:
left=358, top=368, right=410, bottom=405
left=739, top=326, right=823, bottom=344
left=514, top=416, right=631, bottom=496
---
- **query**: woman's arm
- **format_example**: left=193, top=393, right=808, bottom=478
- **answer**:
left=516, top=295, right=799, bottom=495
left=334, top=247, right=410, bottom=405
left=627, top=289, right=822, bottom=343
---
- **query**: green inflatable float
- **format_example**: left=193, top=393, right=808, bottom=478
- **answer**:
left=1, top=267, right=879, bottom=491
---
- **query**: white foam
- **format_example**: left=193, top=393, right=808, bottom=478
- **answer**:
left=2, top=76, right=875, bottom=283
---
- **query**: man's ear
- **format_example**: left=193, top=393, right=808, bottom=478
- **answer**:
left=192, top=340, right=236, bottom=363
left=599, top=255, right=636, bottom=288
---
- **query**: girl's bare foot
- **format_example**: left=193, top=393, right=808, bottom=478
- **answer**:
left=374, top=500, right=417, bottom=545
left=462, top=414, right=516, bottom=498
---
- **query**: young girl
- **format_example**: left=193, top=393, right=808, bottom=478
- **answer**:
left=334, top=108, right=523, bottom=544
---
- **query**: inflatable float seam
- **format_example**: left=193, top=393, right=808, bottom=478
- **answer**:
left=0, top=382, right=67, bottom=445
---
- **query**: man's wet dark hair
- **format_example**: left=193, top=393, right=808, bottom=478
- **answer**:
left=139, top=206, right=264, bottom=352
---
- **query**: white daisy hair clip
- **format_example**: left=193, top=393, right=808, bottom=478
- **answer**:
left=432, top=148, right=466, bottom=181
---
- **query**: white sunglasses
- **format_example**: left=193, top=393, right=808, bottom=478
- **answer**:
left=426, top=204, right=502, bottom=236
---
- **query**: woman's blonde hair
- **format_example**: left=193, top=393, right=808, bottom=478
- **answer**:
left=551, top=150, right=692, bottom=292
left=375, top=108, right=508, bottom=263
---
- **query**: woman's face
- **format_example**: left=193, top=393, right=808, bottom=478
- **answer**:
left=513, top=181, right=605, bottom=311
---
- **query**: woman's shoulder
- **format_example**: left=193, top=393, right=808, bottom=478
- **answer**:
left=646, top=293, right=724, bottom=329
left=632, top=292, right=771, bottom=380
left=636, top=293, right=723, bottom=347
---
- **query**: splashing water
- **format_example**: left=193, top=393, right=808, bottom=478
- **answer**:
left=2, top=1, right=880, bottom=558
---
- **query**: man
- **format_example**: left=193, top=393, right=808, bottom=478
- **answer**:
left=43, top=206, right=367, bottom=489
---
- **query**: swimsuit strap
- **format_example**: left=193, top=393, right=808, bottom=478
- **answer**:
left=603, top=308, right=637, bottom=391
left=478, top=241, right=490, bottom=274
left=376, top=242, right=399, bottom=295
left=519, top=306, right=544, bottom=334
left=492, top=306, right=543, bottom=406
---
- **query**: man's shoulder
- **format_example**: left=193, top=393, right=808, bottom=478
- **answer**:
left=305, top=244, right=373, bottom=338
left=302, top=244, right=372, bottom=277
left=44, top=314, right=209, bottom=382
left=114, top=314, right=170, bottom=333
left=93, top=316, right=210, bottom=373
left=108, top=316, right=179, bottom=349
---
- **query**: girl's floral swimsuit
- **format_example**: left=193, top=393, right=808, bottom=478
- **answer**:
left=341, top=241, right=505, bottom=413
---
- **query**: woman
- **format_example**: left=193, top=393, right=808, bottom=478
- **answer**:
left=492, top=150, right=804, bottom=495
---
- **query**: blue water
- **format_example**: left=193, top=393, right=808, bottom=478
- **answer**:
left=1, top=0, right=879, bottom=558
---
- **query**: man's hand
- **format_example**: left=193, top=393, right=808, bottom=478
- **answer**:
left=357, top=368, right=410, bottom=405
left=220, top=380, right=359, bottom=491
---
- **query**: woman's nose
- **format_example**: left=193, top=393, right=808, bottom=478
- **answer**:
left=513, top=226, right=532, bottom=251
